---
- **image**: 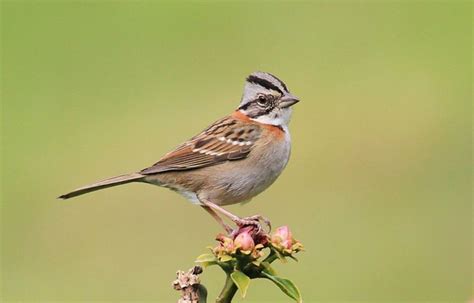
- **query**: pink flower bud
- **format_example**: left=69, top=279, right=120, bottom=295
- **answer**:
left=234, top=231, right=255, bottom=251
left=277, top=226, right=292, bottom=240
left=281, top=240, right=292, bottom=249
left=271, top=226, right=294, bottom=249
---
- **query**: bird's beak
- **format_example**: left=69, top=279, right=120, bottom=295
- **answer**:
left=279, top=94, right=300, bottom=108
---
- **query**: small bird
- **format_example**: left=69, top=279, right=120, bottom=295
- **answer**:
left=59, top=71, right=299, bottom=233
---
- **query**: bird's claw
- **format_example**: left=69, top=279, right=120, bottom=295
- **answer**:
left=230, top=215, right=271, bottom=237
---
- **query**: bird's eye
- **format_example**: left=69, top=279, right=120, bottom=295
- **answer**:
left=257, top=95, right=270, bottom=106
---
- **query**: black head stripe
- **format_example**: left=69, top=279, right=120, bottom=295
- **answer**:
left=246, top=75, right=284, bottom=95
left=266, top=72, right=289, bottom=93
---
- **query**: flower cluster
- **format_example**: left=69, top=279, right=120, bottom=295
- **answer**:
left=210, top=225, right=303, bottom=263
left=196, top=224, right=304, bottom=302
left=213, top=226, right=267, bottom=261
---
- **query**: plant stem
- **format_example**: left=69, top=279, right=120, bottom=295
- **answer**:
left=263, top=250, right=278, bottom=264
left=216, top=273, right=237, bottom=303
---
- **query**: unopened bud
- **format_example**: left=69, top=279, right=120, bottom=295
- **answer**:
left=272, top=225, right=293, bottom=242
left=234, top=231, right=255, bottom=251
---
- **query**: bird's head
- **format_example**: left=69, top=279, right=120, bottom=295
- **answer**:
left=238, top=71, right=299, bottom=127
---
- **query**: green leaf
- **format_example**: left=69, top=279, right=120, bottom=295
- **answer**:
left=195, top=254, right=217, bottom=267
left=288, top=255, right=299, bottom=262
left=196, top=254, right=216, bottom=262
left=261, top=272, right=302, bottom=303
left=219, top=254, right=233, bottom=262
left=274, top=249, right=287, bottom=263
left=230, top=270, right=251, bottom=298
left=261, top=261, right=277, bottom=276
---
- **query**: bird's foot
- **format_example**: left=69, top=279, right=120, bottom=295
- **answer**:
left=230, top=215, right=271, bottom=237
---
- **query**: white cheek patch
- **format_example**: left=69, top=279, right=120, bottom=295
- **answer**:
left=249, top=107, right=293, bottom=126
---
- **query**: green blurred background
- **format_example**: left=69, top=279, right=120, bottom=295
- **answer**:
left=1, top=1, right=471, bottom=302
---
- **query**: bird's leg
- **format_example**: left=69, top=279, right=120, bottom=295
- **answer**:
left=201, top=205, right=233, bottom=234
left=199, top=198, right=271, bottom=235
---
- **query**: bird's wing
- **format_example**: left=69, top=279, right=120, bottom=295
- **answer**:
left=140, top=116, right=261, bottom=174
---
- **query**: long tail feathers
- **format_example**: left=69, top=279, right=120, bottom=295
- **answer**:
left=58, top=173, right=145, bottom=199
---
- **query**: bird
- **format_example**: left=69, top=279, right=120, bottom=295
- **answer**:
left=59, top=71, right=300, bottom=233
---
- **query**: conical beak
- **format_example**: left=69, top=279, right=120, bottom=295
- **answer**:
left=279, top=94, right=300, bottom=108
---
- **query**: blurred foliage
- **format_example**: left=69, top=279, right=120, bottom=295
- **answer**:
left=1, top=1, right=471, bottom=302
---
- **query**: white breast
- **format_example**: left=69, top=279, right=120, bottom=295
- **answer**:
left=177, top=190, right=201, bottom=205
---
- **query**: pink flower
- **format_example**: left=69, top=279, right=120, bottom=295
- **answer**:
left=272, top=226, right=294, bottom=249
left=276, top=226, right=292, bottom=240
left=234, top=231, right=255, bottom=251
left=271, top=225, right=304, bottom=256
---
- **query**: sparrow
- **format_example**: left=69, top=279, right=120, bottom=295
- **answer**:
left=59, top=71, right=300, bottom=233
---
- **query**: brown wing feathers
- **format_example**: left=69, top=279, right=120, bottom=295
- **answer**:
left=140, top=116, right=261, bottom=175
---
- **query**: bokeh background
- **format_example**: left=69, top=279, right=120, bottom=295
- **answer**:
left=1, top=1, right=471, bottom=302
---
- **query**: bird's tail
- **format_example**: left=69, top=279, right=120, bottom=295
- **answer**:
left=58, top=173, right=145, bottom=199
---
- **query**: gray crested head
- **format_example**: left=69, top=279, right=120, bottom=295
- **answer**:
left=238, top=71, right=299, bottom=126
